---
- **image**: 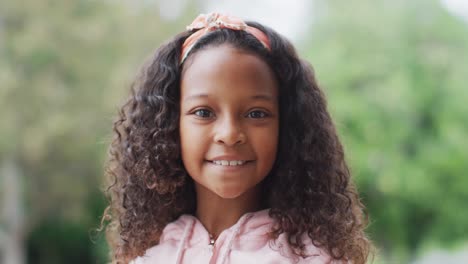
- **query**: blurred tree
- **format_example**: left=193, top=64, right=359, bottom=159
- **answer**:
left=0, top=0, right=195, bottom=263
left=306, top=0, right=468, bottom=262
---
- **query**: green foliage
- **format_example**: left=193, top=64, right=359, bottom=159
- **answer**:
left=0, top=0, right=196, bottom=263
left=27, top=219, right=95, bottom=264
left=306, top=0, right=468, bottom=260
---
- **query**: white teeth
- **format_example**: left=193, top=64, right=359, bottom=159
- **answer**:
left=212, top=160, right=246, bottom=166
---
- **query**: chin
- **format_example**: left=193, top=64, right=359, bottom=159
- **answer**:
left=213, top=187, right=246, bottom=199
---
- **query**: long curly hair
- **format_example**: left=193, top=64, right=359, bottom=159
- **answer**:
left=102, top=21, right=373, bottom=263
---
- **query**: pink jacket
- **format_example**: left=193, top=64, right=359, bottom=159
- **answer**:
left=130, top=209, right=336, bottom=264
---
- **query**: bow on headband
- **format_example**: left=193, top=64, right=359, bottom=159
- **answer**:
left=180, top=13, right=271, bottom=63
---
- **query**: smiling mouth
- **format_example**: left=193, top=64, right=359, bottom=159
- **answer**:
left=207, top=160, right=253, bottom=166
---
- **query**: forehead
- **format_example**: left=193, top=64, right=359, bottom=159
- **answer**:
left=180, top=45, right=278, bottom=99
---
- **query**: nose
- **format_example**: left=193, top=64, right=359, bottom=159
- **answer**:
left=213, top=116, right=246, bottom=146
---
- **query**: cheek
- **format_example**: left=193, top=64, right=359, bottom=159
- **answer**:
left=251, top=123, right=279, bottom=164
left=179, top=119, right=209, bottom=165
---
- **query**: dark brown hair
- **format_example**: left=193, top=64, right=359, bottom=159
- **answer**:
left=102, top=21, right=373, bottom=263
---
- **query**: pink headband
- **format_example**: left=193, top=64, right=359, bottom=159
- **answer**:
left=180, top=13, right=271, bottom=64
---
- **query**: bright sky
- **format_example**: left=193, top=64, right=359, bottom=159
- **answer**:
left=201, top=0, right=311, bottom=44
left=441, top=0, right=468, bottom=21
left=157, top=0, right=468, bottom=43
left=156, top=0, right=311, bottom=44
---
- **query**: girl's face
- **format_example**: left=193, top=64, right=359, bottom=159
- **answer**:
left=179, top=44, right=279, bottom=199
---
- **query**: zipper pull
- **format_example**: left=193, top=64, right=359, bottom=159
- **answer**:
left=209, top=233, right=216, bottom=246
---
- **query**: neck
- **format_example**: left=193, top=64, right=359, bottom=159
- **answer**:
left=195, top=184, right=264, bottom=238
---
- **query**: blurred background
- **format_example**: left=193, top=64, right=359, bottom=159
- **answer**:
left=1, top=0, right=467, bottom=263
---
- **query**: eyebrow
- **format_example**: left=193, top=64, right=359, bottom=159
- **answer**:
left=183, top=94, right=275, bottom=102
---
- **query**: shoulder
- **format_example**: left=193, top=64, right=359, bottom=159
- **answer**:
left=235, top=209, right=344, bottom=263
left=270, top=232, right=348, bottom=264
left=129, top=244, right=177, bottom=264
left=129, top=214, right=197, bottom=264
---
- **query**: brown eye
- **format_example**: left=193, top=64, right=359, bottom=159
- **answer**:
left=194, top=109, right=214, bottom=118
left=247, top=110, right=268, bottom=119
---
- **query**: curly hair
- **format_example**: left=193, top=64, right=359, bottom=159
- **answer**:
left=102, top=21, right=373, bottom=263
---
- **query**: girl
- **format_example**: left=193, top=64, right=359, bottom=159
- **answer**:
left=103, top=13, right=372, bottom=264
